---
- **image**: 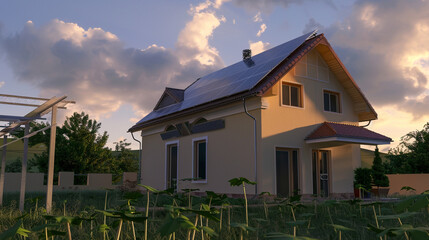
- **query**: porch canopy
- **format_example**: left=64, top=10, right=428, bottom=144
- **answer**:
left=305, top=122, right=392, bottom=146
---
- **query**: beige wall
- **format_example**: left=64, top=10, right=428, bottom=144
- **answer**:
left=387, top=174, right=429, bottom=196
left=141, top=99, right=262, bottom=194
left=259, top=48, right=360, bottom=195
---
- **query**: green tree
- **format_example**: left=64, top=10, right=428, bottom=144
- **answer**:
left=112, top=139, right=139, bottom=181
left=386, top=122, right=429, bottom=173
left=16, top=112, right=115, bottom=174
left=371, top=147, right=389, bottom=188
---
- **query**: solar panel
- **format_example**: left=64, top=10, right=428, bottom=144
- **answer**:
left=135, top=31, right=317, bottom=125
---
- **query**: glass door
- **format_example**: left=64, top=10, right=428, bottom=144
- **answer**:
left=312, top=150, right=330, bottom=197
left=276, top=148, right=299, bottom=197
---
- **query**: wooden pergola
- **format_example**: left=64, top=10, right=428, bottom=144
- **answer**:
left=0, top=94, right=75, bottom=212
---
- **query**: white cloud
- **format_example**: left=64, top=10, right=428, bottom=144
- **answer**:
left=0, top=81, right=4, bottom=88
left=176, top=11, right=226, bottom=66
left=253, top=12, right=262, bottom=22
left=256, top=23, right=267, bottom=37
left=249, top=40, right=270, bottom=55
left=1, top=14, right=224, bottom=119
left=311, top=0, right=429, bottom=120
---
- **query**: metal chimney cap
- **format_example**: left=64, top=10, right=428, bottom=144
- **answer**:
left=243, top=49, right=251, bottom=60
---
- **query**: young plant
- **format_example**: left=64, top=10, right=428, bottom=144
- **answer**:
left=228, top=177, right=256, bottom=227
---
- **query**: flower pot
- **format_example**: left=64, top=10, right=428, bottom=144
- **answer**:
left=371, top=187, right=390, bottom=198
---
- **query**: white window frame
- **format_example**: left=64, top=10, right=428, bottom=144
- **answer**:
left=192, top=136, right=208, bottom=183
left=322, top=89, right=342, bottom=114
left=280, top=81, right=305, bottom=109
left=165, top=140, right=179, bottom=190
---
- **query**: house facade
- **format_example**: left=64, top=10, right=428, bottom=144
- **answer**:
left=129, top=31, right=391, bottom=198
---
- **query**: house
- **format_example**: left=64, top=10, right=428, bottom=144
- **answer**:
left=128, top=31, right=392, bottom=198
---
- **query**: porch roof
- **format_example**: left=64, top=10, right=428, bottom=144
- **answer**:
left=305, top=122, right=392, bottom=145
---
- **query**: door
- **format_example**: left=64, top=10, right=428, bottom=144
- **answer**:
left=276, top=148, right=299, bottom=197
left=166, top=144, right=178, bottom=191
left=312, top=150, right=330, bottom=197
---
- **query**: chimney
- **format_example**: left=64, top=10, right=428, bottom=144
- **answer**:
left=242, top=49, right=251, bottom=60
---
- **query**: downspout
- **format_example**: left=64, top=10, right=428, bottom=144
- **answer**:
left=243, top=97, right=258, bottom=195
left=361, top=120, right=372, bottom=128
left=130, top=131, right=142, bottom=184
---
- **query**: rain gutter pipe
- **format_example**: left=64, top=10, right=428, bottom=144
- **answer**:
left=130, top=131, right=142, bottom=184
left=243, top=97, right=258, bottom=195
left=361, top=120, right=372, bottom=128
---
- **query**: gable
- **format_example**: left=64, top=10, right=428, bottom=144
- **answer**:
left=154, top=87, right=185, bottom=110
left=255, top=36, right=377, bottom=122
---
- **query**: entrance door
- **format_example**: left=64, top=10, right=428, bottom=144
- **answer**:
left=276, top=149, right=299, bottom=197
left=166, top=144, right=178, bottom=191
left=312, top=150, right=330, bottom=197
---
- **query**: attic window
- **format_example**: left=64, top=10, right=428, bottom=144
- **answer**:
left=294, top=51, right=330, bottom=82
left=193, top=118, right=207, bottom=125
left=282, top=82, right=303, bottom=108
left=165, top=125, right=176, bottom=132
left=323, top=90, right=341, bottom=113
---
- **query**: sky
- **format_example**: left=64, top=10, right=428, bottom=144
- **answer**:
left=0, top=0, right=428, bottom=152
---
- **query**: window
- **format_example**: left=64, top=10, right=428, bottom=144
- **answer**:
left=323, top=91, right=340, bottom=113
left=166, top=143, right=178, bottom=190
left=193, top=138, right=207, bottom=181
left=282, top=83, right=302, bottom=107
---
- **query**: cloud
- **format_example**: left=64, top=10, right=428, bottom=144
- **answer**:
left=232, top=0, right=313, bottom=13
left=1, top=8, right=225, bottom=119
left=249, top=40, right=270, bottom=55
left=253, top=12, right=262, bottom=22
left=176, top=10, right=226, bottom=66
left=256, top=23, right=267, bottom=37
left=0, top=81, right=4, bottom=88
left=312, top=0, right=429, bottom=119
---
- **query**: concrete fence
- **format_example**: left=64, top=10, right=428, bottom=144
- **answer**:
left=2, top=172, right=137, bottom=192
left=387, top=174, right=429, bottom=196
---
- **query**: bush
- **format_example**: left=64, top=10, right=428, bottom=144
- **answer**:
left=354, top=167, right=372, bottom=191
left=372, top=147, right=389, bottom=187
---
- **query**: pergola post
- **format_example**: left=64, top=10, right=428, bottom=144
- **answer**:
left=46, top=105, right=57, bottom=213
left=0, top=135, right=7, bottom=206
left=19, top=123, right=29, bottom=211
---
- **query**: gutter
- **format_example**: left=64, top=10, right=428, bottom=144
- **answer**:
left=243, top=97, right=258, bottom=195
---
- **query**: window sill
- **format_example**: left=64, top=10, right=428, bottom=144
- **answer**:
left=192, top=180, right=207, bottom=184
left=280, top=104, right=304, bottom=109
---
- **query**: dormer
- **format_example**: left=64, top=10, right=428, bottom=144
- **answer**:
left=154, top=87, right=185, bottom=110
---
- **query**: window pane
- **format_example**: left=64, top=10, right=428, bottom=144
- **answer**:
left=323, top=93, right=330, bottom=111
left=290, top=86, right=299, bottom=107
left=330, top=94, right=337, bottom=112
left=282, top=85, right=290, bottom=105
left=198, top=142, right=206, bottom=180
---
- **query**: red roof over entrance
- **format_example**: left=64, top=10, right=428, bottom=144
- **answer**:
left=305, top=122, right=392, bottom=145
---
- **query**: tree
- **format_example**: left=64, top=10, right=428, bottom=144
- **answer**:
left=371, top=147, right=389, bottom=188
left=112, top=139, right=139, bottom=181
left=16, top=112, right=115, bottom=174
left=385, top=122, right=429, bottom=173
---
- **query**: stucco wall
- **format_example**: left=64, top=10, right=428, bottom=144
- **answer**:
left=387, top=174, right=429, bottom=196
left=259, top=48, right=360, bottom=195
left=140, top=99, right=262, bottom=194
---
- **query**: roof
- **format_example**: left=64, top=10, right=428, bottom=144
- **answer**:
left=129, top=31, right=377, bottom=132
left=305, top=122, right=392, bottom=145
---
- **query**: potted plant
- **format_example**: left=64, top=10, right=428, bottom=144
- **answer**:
left=354, top=167, right=372, bottom=199
left=371, top=147, right=390, bottom=197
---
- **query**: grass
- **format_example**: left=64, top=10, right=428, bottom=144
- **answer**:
left=0, top=188, right=428, bottom=239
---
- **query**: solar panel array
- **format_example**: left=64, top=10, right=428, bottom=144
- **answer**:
left=135, top=31, right=316, bottom=125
